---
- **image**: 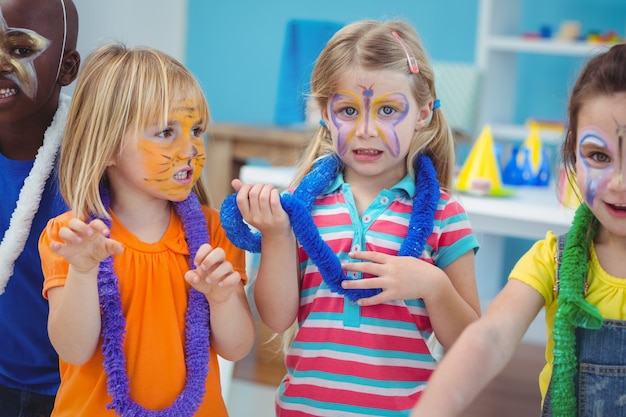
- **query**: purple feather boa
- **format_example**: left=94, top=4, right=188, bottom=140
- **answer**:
left=96, top=187, right=210, bottom=416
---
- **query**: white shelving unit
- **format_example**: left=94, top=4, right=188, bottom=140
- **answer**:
left=476, top=0, right=613, bottom=144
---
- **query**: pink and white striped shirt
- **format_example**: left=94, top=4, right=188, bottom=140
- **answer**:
left=276, top=174, right=479, bottom=416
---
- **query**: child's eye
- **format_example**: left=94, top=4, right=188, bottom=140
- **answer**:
left=339, top=107, right=358, bottom=117
left=191, top=127, right=204, bottom=138
left=12, top=46, right=33, bottom=57
left=590, top=151, right=611, bottom=164
left=378, top=106, right=396, bottom=116
left=156, top=129, right=174, bottom=139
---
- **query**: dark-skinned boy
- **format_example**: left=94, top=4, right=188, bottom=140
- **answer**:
left=0, top=0, right=80, bottom=415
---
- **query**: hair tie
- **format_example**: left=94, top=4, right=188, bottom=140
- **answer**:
left=432, top=99, right=441, bottom=110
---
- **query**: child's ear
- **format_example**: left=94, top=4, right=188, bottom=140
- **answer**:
left=58, top=50, right=80, bottom=87
left=414, top=102, right=433, bottom=130
left=320, top=108, right=329, bottom=127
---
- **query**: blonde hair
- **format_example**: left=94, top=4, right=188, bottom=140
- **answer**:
left=58, top=44, right=211, bottom=220
left=293, top=19, right=454, bottom=189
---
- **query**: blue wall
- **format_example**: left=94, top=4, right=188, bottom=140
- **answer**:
left=515, top=0, right=626, bottom=124
left=186, top=0, right=478, bottom=125
left=187, top=0, right=625, bottom=128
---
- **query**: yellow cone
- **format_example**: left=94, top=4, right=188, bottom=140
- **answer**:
left=518, top=122, right=542, bottom=174
left=457, top=125, right=503, bottom=194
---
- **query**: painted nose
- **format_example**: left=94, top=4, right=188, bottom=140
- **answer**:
left=180, top=132, right=204, bottom=162
left=608, top=168, right=626, bottom=190
left=355, top=113, right=377, bottom=139
left=0, top=51, right=14, bottom=73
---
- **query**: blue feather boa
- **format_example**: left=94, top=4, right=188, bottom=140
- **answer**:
left=220, top=153, right=440, bottom=301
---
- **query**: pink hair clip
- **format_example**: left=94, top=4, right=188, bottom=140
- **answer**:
left=392, top=31, right=419, bottom=74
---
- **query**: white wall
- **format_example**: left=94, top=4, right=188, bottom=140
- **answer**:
left=73, top=0, right=188, bottom=63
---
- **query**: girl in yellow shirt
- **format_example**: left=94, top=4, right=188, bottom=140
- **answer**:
left=412, top=44, right=626, bottom=417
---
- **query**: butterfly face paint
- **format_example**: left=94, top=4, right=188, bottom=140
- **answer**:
left=139, top=101, right=206, bottom=201
left=0, top=8, right=51, bottom=100
left=577, top=127, right=620, bottom=206
left=329, top=84, right=409, bottom=157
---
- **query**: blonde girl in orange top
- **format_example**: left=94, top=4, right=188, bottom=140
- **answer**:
left=38, top=44, right=255, bottom=417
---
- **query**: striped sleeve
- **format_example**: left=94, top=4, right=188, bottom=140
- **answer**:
left=430, top=192, right=479, bottom=268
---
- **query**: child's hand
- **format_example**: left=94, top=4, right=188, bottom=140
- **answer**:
left=231, top=178, right=291, bottom=236
left=50, top=218, right=124, bottom=274
left=185, top=243, right=242, bottom=303
left=341, top=251, right=446, bottom=306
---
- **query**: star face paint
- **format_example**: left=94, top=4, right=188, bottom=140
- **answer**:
left=139, top=101, right=206, bottom=201
left=329, top=85, right=409, bottom=157
left=0, top=8, right=50, bottom=100
left=577, top=127, right=617, bottom=206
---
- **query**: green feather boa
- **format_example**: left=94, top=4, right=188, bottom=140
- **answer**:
left=551, top=203, right=603, bottom=416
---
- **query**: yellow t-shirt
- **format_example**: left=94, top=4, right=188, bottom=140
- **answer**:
left=40, top=206, right=246, bottom=417
left=510, top=231, right=626, bottom=402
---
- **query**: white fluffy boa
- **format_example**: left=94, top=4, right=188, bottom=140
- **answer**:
left=0, top=94, right=70, bottom=295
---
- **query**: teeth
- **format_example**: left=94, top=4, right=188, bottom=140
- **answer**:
left=174, top=171, right=188, bottom=180
left=355, top=149, right=380, bottom=155
left=0, top=88, right=17, bottom=98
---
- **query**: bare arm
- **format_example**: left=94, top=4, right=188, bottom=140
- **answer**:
left=207, top=285, right=255, bottom=361
left=410, top=279, right=545, bottom=417
left=185, top=243, right=255, bottom=362
left=254, top=228, right=300, bottom=332
left=46, top=219, right=123, bottom=365
left=231, top=179, right=300, bottom=333
left=423, top=250, right=481, bottom=348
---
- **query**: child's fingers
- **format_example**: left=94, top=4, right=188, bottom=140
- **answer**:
left=356, top=293, right=387, bottom=307
left=204, top=260, right=235, bottom=285
left=216, top=270, right=242, bottom=288
left=342, top=259, right=383, bottom=276
left=231, top=178, right=243, bottom=192
left=341, top=276, right=382, bottom=289
left=105, top=239, right=124, bottom=256
left=184, top=270, right=202, bottom=286
left=235, top=183, right=253, bottom=213
left=247, top=183, right=276, bottom=214
left=193, top=244, right=214, bottom=269
left=347, top=250, right=390, bottom=263
left=269, top=188, right=286, bottom=216
left=87, top=219, right=111, bottom=236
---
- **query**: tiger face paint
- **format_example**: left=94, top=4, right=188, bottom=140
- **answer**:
left=138, top=100, right=206, bottom=201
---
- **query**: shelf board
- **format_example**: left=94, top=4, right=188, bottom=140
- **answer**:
left=490, top=123, right=565, bottom=144
left=487, top=36, right=614, bottom=56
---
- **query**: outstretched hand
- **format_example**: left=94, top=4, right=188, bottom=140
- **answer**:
left=231, top=178, right=291, bottom=236
left=50, top=218, right=124, bottom=274
left=341, top=251, right=446, bottom=306
left=185, top=243, right=242, bottom=303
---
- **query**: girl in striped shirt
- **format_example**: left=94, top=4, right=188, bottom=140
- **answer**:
left=224, top=19, right=481, bottom=417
